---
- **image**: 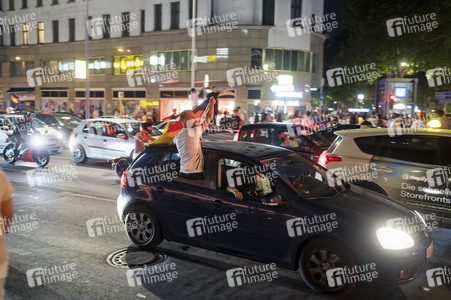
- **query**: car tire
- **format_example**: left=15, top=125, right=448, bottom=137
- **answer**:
left=298, top=238, right=357, bottom=295
left=123, top=205, right=163, bottom=250
left=353, top=181, right=388, bottom=196
left=73, top=144, right=88, bottom=164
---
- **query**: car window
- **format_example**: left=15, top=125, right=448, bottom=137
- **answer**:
left=102, top=122, right=127, bottom=138
left=83, top=121, right=103, bottom=135
left=239, top=129, right=248, bottom=141
left=249, top=128, right=272, bottom=143
left=354, top=136, right=382, bottom=155
left=217, top=156, right=287, bottom=203
left=376, top=135, right=449, bottom=165
left=328, top=136, right=343, bottom=153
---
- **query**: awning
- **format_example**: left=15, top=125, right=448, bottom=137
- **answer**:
left=6, top=88, right=35, bottom=93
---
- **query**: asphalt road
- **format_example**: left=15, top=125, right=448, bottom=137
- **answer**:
left=0, top=149, right=450, bottom=300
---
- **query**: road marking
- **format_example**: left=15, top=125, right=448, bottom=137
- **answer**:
left=8, top=248, right=32, bottom=255
left=61, top=191, right=116, bottom=203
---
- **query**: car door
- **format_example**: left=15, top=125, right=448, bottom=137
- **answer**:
left=205, top=154, right=292, bottom=262
left=101, top=122, right=133, bottom=159
left=371, top=135, right=451, bottom=218
left=147, top=150, right=215, bottom=246
left=82, top=121, right=105, bottom=158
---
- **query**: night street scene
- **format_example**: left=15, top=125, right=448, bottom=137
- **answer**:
left=0, top=0, right=450, bottom=299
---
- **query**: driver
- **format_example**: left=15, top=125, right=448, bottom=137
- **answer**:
left=135, top=122, right=155, bottom=155
left=12, top=112, right=35, bottom=156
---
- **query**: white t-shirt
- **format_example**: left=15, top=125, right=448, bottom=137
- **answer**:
left=0, top=170, right=14, bottom=279
left=188, top=91, right=199, bottom=108
left=174, top=126, right=203, bottom=174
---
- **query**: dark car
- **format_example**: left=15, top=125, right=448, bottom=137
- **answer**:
left=237, top=123, right=329, bottom=161
left=117, top=141, right=432, bottom=294
left=35, top=112, right=81, bottom=147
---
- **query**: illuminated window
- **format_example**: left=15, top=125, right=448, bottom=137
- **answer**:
left=89, top=57, right=106, bottom=75
left=150, top=50, right=194, bottom=71
left=113, top=55, right=143, bottom=75
left=23, top=24, right=29, bottom=45
left=262, top=48, right=312, bottom=72
left=38, top=22, right=44, bottom=44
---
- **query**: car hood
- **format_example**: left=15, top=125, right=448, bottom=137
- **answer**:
left=35, top=127, right=59, bottom=136
left=308, top=184, right=419, bottom=227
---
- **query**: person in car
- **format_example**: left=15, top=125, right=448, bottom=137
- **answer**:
left=135, top=122, right=155, bottom=155
left=174, top=97, right=216, bottom=180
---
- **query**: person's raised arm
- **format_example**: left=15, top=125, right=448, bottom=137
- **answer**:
left=199, top=97, right=216, bottom=132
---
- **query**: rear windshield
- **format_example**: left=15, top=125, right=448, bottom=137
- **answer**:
left=327, top=136, right=343, bottom=153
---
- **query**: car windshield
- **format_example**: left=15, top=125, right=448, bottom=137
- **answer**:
left=10, top=117, right=48, bottom=128
left=55, top=115, right=81, bottom=127
left=261, top=153, right=346, bottom=199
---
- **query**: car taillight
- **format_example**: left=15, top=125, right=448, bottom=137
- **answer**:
left=318, top=150, right=341, bottom=167
left=233, top=131, right=239, bottom=141
left=121, top=171, right=128, bottom=189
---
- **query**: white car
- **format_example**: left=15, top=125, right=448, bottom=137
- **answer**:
left=69, top=118, right=160, bottom=163
left=0, top=114, right=63, bottom=151
left=319, top=128, right=451, bottom=222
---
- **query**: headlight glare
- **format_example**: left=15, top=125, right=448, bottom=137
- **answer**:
left=376, top=227, right=415, bottom=250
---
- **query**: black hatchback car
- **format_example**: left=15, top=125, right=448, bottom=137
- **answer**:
left=237, top=123, right=329, bottom=161
left=117, top=141, right=432, bottom=294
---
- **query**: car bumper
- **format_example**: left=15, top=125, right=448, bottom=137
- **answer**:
left=370, top=240, right=433, bottom=284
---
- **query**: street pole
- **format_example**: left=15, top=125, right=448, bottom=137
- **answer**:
left=386, top=66, right=392, bottom=117
left=190, top=0, right=196, bottom=89
left=84, top=0, right=90, bottom=119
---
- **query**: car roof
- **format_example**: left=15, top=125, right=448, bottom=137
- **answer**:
left=148, top=141, right=291, bottom=160
left=241, top=122, right=289, bottom=129
left=335, top=128, right=451, bottom=137
left=85, top=118, right=140, bottom=124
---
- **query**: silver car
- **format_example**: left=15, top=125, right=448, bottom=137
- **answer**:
left=69, top=118, right=144, bottom=163
left=320, top=128, right=451, bottom=223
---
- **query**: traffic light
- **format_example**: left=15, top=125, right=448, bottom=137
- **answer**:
left=389, top=95, right=395, bottom=102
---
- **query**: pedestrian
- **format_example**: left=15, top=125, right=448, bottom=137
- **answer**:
left=169, top=109, right=178, bottom=120
left=360, top=113, right=373, bottom=126
left=174, top=97, right=216, bottom=180
left=152, top=109, right=158, bottom=124
left=236, top=107, right=245, bottom=124
left=248, top=112, right=255, bottom=124
left=0, top=170, right=13, bottom=300
left=189, top=88, right=203, bottom=109
left=349, top=114, right=358, bottom=125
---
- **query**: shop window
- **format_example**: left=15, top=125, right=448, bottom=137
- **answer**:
left=150, top=50, right=194, bottom=71
left=113, top=55, right=143, bottom=75
left=283, top=50, right=290, bottom=71
left=247, top=90, right=261, bottom=99
left=291, top=51, right=298, bottom=71
left=264, top=49, right=274, bottom=69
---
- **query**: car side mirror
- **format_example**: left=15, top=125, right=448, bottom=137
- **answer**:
left=117, top=133, right=127, bottom=139
left=262, top=193, right=283, bottom=206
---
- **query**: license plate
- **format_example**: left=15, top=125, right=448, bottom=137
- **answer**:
left=426, top=242, right=433, bottom=259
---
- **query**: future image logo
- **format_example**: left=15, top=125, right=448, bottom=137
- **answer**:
left=326, top=64, right=378, bottom=87
left=226, top=64, right=277, bottom=88
left=426, top=167, right=450, bottom=188
left=186, top=13, right=238, bottom=37
left=426, top=266, right=451, bottom=287
left=186, top=213, right=238, bottom=237
left=386, top=13, right=438, bottom=37
left=426, top=67, right=451, bottom=87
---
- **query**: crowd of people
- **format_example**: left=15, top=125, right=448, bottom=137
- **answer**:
left=246, top=109, right=451, bottom=130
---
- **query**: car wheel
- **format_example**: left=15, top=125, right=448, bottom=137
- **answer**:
left=123, top=205, right=163, bottom=250
left=73, top=145, right=87, bottom=164
left=299, top=238, right=357, bottom=295
left=353, top=181, right=388, bottom=196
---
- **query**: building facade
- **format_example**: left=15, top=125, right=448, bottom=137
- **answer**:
left=0, top=0, right=325, bottom=120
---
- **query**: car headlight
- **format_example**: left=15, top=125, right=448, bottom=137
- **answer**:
left=31, top=136, right=45, bottom=147
left=376, top=227, right=415, bottom=250
left=57, top=132, right=63, bottom=139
